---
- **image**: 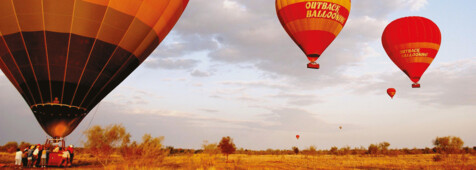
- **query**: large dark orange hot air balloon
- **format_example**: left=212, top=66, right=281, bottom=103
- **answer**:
left=387, top=88, right=396, bottom=99
left=382, top=16, right=441, bottom=88
left=276, top=0, right=351, bottom=69
left=296, top=135, right=300, bottom=139
left=0, top=0, right=189, bottom=138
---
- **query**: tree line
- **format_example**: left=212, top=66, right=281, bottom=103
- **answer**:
left=1, top=124, right=475, bottom=165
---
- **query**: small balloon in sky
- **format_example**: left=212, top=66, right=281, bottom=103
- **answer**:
left=387, top=88, right=396, bottom=99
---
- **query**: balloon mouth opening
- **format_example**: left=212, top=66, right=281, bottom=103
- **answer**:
left=32, top=104, right=88, bottom=137
left=307, top=54, right=320, bottom=69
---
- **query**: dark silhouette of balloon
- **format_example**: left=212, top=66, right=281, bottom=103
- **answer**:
left=0, top=0, right=189, bottom=137
left=339, top=126, right=342, bottom=130
left=296, top=135, right=300, bottom=139
left=276, top=0, right=351, bottom=69
left=387, top=88, right=396, bottom=99
left=382, top=16, right=441, bottom=88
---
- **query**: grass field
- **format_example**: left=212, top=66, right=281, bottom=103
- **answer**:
left=2, top=152, right=476, bottom=169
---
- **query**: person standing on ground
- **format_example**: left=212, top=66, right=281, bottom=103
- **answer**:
left=27, top=146, right=34, bottom=167
left=32, top=145, right=40, bottom=167
left=67, top=145, right=74, bottom=165
left=41, top=146, right=49, bottom=167
left=14, top=149, right=22, bottom=167
left=21, top=148, right=28, bottom=167
left=59, top=150, right=70, bottom=167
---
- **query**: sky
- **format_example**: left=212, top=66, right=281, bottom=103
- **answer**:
left=1, top=0, right=476, bottom=150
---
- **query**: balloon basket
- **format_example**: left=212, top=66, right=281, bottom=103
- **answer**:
left=412, top=83, right=421, bottom=88
left=44, top=137, right=70, bottom=167
left=307, top=63, right=320, bottom=69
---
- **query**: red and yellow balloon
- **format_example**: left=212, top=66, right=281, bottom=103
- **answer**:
left=276, top=0, right=351, bottom=69
left=382, top=16, right=441, bottom=88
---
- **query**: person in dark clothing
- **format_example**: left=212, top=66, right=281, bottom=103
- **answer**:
left=67, top=145, right=74, bottom=165
left=21, top=148, right=28, bottom=167
left=36, top=145, right=43, bottom=167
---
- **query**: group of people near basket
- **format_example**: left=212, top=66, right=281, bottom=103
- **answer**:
left=14, top=144, right=74, bottom=168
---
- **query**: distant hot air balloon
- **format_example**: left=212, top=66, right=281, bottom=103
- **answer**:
left=276, top=0, right=351, bottom=69
left=387, top=88, right=396, bottom=99
left=339, top=126, right=342, bottom=130
left=0, top=0, right=189, bottom=138
left=296, top=135, right=300, bottom=139
left=382, top=16, right=441, bottom=88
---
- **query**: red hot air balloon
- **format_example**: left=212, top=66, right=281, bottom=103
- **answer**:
left=382, top=16, right=441, bottom=88
left=276, top=0, right=351, bottom=69
left=296, top=135, right=300, bottom=139
left=0, top=0, right=189, bottom=138
left=387, top=88, right=396, bottom=99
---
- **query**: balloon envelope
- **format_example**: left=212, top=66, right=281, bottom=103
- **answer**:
left=296, top=135, right=300, bottom=139
left=0, top=0, right=189, bottom=137
left=276, top=0, right=351, bottom=69
left=382, top=16, right=441, bottom=88
left=387, top=88, right=396, bottom=99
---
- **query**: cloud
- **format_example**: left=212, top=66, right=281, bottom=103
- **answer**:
left=352, top=0, right=428, bottom=18
left=200, top=108, right=219, bottom=113
left=407, top=0, right=428, bottom=11
left=190, top=70, right=211, bottom=77
left=144, top=58, right=199, bottom=70
left=220, top=80, right=290, bottom=90
left=269, top=93, right=323, bottom=106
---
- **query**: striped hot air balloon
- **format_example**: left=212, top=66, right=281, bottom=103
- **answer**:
left=382, top=16, right=441, bottom=88
left=0, top=0, right=189, bottom=137
left=276, top=0, right=351, bottom=69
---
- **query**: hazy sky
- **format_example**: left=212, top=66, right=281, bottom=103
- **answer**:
left=1, top=0, right=475, bottom=150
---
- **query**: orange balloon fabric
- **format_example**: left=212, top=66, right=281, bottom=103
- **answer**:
left=276, top=0, right=351, bottom=69
left=382, top=16, right=441, bottom=88
left=296, top=135, right=300, bottom=139
left=0, top=0, right=189, bottom=137
left=387, top=88, right=396, bottom=99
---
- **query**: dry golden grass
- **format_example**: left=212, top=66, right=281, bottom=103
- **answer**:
left=154, top=154, right=476, bottom=169
left=2, top=152, right=476, bottom=169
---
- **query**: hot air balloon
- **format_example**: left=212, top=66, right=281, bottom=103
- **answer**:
left=387, top=88, right=396, bottom=99
left=339, top=126, right=342, bottom=130
left=296, top=135, right=300, bottom=139
left=382, top=16, right=441, bottom=88
left=276, top=0, right=351, bottom=69
left=0, top=0, right=189, bottom=138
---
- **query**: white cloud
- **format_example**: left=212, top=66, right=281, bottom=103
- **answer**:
left=268, top=93, right=323, bottom=106
left=190, top=70, right=211, bottom=77
left=407, top=0, right=428, bottom=11
left=144, top=58, right=199, bottom=70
